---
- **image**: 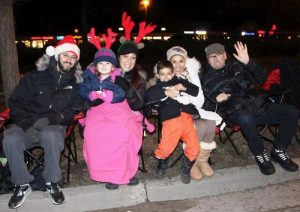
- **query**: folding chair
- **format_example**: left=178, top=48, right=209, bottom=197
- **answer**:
left=61, top=112, right=85, bottom=182
left=260, top=66, right=300, bottom=144
left=0, top=109, right=13, bottom=194
left=138, top=116, right=150, bottom=173
left=279, top=59, right=300, bottom=143
left=216, top=67, right=291, bottom=156
left=216, top=122, right=242, bottom=156
left=144, top=103, right=185, bottom=168
left=0, top=109, right=83, bottom=183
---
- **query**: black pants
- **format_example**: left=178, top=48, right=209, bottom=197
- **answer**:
left=227, top=103, right=299, bottom=155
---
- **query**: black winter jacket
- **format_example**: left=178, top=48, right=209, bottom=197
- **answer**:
left=9, top=55, right=84, bottom=130
left=115, top=64, right=147, bottom=111
left=202, top=59, right=267, bottom=117
left=145, top=76, right=199, bottom=122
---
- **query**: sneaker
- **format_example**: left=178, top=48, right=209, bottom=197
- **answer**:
left=271, top=148, right=299, bottom=172
left=255, top=150, right=275, bottom=175
left=8, top=184, right=32, bottom=209
left=45, top=182, right=65, bottom=205
left=105, top=182, right=119, bottom=190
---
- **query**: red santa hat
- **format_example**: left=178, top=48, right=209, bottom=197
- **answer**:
left=46, top=35, right=80, bottom=60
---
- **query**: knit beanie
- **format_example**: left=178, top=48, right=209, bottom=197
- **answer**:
left=46, top=35, right=80, bottom=60
left=94, top=48, right=117, bottom=66
left=117, top=41, right=138, bottom=57
left=166, top=46, right=188, bottom=61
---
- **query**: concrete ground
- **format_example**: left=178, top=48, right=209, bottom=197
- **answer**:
left=1, top=120, right=300, bottom=211
left=0, top=158, right=299, bottom=212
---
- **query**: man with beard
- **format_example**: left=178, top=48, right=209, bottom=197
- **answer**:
left=2, top=35, right=84, bottom=209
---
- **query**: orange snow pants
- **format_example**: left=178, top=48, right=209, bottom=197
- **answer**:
left=155, top=112, right=200, bottom=161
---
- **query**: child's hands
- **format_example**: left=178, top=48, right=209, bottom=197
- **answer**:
left=89, top=91, right=104, bottom=100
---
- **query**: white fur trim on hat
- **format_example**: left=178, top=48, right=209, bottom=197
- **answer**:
left=55, top=43, right=80, bottom=60
left=200, top=141, right=217, bottom=150
left=46, top=46, right=55, bottom=57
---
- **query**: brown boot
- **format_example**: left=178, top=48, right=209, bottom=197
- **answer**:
left=190, top=158, right=203, bottom=180
left=198, top=149, right=214, bottom=177
left=191, top=141, right=216, bottom=179
left=198, top=141, right=216, bottom=177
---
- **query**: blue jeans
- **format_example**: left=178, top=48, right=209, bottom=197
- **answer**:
left=227, top=103, right=299, bottom=155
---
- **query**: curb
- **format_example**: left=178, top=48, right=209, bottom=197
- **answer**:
left=0, top=158, right=299, bottom=211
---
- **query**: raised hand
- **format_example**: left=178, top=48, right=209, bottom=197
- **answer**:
left=233, top=41, right=249, bottom=65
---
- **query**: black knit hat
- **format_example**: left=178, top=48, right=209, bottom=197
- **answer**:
left=117, top=41, right=138, bottom=57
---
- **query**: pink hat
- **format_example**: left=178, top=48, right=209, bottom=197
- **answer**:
left=46, top=35, right=80, bottom=60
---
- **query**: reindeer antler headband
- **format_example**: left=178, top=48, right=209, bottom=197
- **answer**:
left=88, top=28, right=118, bottom=66
left=87, top=27, right=117, bottom=50
left=118, top=12, right=157, bottom=55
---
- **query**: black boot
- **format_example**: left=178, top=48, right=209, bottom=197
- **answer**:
left=155, top=158, right=168, bottom=179
left=181, top=156, right=194, bottom=184
left=254, top=150, right=275, bottom=175
left=271, top=148, right=299, bottom=172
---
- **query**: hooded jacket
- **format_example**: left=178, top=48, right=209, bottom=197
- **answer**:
left=9, top=54, right=84, bottom=130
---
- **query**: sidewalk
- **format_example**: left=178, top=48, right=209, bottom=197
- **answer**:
left=0, top=158, right=299, bottom=212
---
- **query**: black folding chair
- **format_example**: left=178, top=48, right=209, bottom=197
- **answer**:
left=0, top=109, right=83, bottom=183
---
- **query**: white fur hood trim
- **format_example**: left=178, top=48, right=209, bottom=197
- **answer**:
left=186, top=57, right=201, bottom=77
left=35, top=54, right=83, bottom=83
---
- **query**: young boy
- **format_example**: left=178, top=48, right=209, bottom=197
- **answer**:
left=146, top=60, right=200, bottom=184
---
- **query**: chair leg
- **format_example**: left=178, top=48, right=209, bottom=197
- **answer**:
left=295, top=123, right=300, bottom=144
left=138, top=128, right=148, bottom=173
left=223, top=129, right=241, bottom=156
left=63, top=128, right=78, bottom=183
left=259, top=125, right=277, bottom=144
left=64, top=131, right=78, bottom=183
left=138, top=146, right=147, bottom=173
left=169, top=152, right=184, bottom=168
left=25, top=149, right=44, bottom=173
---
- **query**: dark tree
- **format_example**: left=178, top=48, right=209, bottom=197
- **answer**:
left=0, top=0, right=20, bottom=105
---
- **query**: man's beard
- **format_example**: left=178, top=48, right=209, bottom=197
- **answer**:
left=58, top=58, right=74, bottom=72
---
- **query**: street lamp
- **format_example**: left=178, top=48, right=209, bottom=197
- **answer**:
left=140, top=0, right=150, bottom=20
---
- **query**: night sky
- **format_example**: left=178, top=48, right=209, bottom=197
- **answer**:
left=14, top=0, right=300, bottom=36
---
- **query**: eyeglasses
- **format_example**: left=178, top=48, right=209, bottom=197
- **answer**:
left=60, top=53, right=77, bottom=61
left=207, top=51, right=224, bottom=60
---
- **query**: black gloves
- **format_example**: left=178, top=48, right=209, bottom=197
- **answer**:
left=114, top=76, right=130, bottom=92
